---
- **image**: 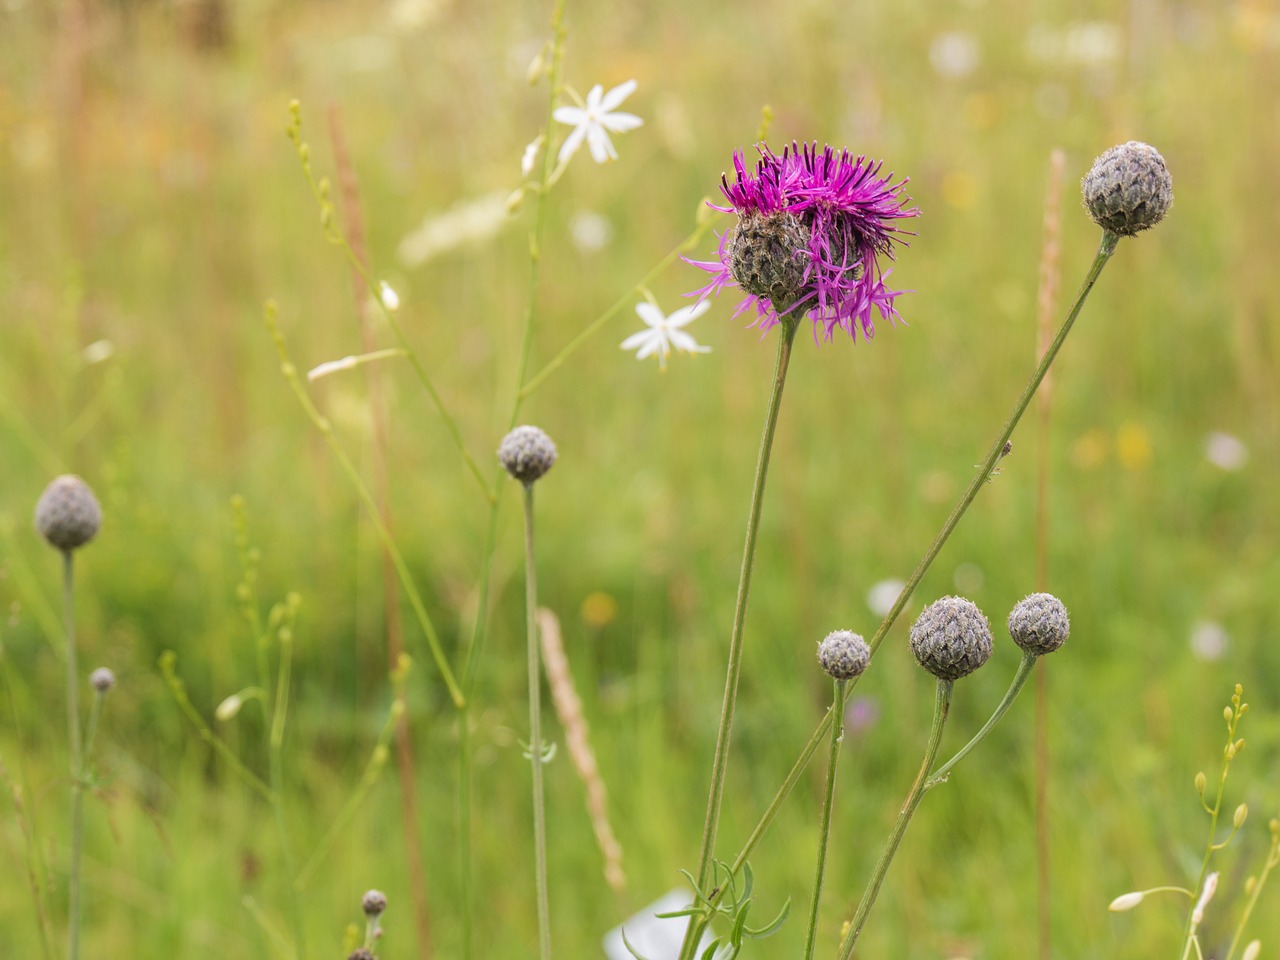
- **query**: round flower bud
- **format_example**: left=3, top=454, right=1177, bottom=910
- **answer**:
left=1007, top=593, right=1070, bottom=656
left=34, top=475, right=102, bottom=552
left=727, top=210, right=812, bottom=314
left=909, top=596, right=993, bottom=681
left=90, top=667, right=116, bottom=693
left=362, top=889, right=387, bottom=917
left=1081, top=141, right=1173, bottom=236
left=498, top=426, right=557, bottom=484
left=817, top=630, right=870, bottom=681
left=347, top=951, right=375, bottom=960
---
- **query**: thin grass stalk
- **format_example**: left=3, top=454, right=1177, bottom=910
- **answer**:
left=265, top=304, right=465, bottom=709
left=268, top=603, right=305, bottom=960
left=835, top=681, right=954, bottom=960
left=326, top=103, right=434, bottom=959
left=62, top=551, right=84, bottom=960
left=802, top=680, right=847, bottom=960
left=522, top=484, right=552, bottom=960
left=1033, top=147, right=1065, bottom=960
left=538, top=608, right=627, bottom=895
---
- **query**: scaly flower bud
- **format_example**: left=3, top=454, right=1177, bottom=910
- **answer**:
left=1081, top=141, right=1173, bottom=236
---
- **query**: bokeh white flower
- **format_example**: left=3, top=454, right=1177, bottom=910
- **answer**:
left=569, top=210, right=613, bottom=253
left=620, top=300, right=711, bottom=370
left=554, top=80, right=643, bottom=165
left=1204, top=431, right=1248, bottom=471
left=866, top=578, right=906, bottom=618
left=1189, top=620, right=1229, bottom=662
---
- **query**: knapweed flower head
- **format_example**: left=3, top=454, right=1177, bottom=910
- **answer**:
left=498, top=425, right=557, bottom=484
left=690, top=141, right=919, bottom=342
left=909, top=596, right=993, bottom=681
left=90, top=667, right=116, bottom=693
left=34, top=475, right=102, bottom=552
left=1081, top=141, right=1172, bottom=236
left=817, top=630, right=871, bottom=681
left=1007, top=592, right=1070, bottom=656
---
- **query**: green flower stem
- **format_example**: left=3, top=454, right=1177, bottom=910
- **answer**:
left=296, top=660, right=408, bottom=889
left=522, top=483, right=552, bottom=960
left=925, top=650, right=1038, bottom=789
left=1223, top=827, right=1280, bottom=960
left=867, top=229, right=1120, bottom=660
left=157, top=652, right=274, bottom=801
left=680, top=230, right=1121, bottom=949
left=679, top=317, right=800, bottom=960
left=265, top=303, right=465, bottom=710
left=268, top=601, right=305, bottom=960
left=802, top=680, right=848, bottom=960
left=63, top=551, right=84, bottom=960
left=835, top=680, right=954, bottom=960
left=286, top=106, right=489, bottom=498
left=517, top=218, right=714, bottom=401
left=513, top=0, right=566, bottom=409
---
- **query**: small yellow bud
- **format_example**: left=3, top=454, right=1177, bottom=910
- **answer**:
left=278, top=626, right=293, bottom=645
left=526, top=49, right=546, bottom=85
left=299, top=144, right=310, bottom=164
left=1195, top=772, right=1207, bottom=795
left=1109, top=891, right=1145, bottom=912
left=1235, top=738, right=1246, bottom=754
left=1235, top=804, right=1249, bottom=829
left=1224, top=706, right=1234, bottom=723
left=1246, top=876, right=1258, bottom=896
left=372, top=744, right=389, bottom=765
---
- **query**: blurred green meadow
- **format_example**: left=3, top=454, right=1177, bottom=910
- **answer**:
left=2, top=0, right=1279, bottom=957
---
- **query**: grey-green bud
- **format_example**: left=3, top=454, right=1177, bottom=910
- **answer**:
left=909, top=596, right=993, bottom=681
left=1082, top=141, right=1173, bottom=236
left=34, top=475, right=102, bottom=552
left=727, top=210, right=811, bottom=313
left=498, top=426, right=557, bottom=484
left=362, top=889, right=387, bottom=917
left=1007, top=593, right=1070, bottom=656
left=817, top=630, right=870, bottom=681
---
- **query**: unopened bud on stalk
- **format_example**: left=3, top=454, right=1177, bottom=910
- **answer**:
left=1195, top=771, right=1207, bottom=795
left=817, top=630, right=871, bottom=681
left=1081, top=141, right=1173, bottom=236
left=90, top=667, right=116, bottom=693
left=498, top=426, right=558, bottom=484
left=909, top=596, right=993, bottom=681
left=1007, top=593, right=1070, bottom=656
left=1235, top=804, right=1249, bottom=829
left=362, top=889, right=387, bottom=918
left=35, top=475, right=103, bottom=552
left=727, top=211, right=812, bottom=315
left=1109, top=891, right=1145, bottom=912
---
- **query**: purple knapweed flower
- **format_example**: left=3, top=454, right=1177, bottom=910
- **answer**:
left=689, top=142, right=919, bottom=342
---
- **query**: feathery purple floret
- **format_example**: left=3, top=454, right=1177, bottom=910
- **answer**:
left=689, top=142, right=919, bottom=342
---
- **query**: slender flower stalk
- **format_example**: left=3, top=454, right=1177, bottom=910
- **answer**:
left=836, top=680, right=954, bottom=959
left=926, top=650, right=1038, bottom=788
left=63, top=552, right=85, bottom=960
left=523, top=483, right=552, bottom=960
left=684, top=316, right=799, bottom=922
left=802, top=679, right=848, bottom=960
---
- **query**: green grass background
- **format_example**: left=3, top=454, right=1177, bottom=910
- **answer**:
left=2, top=0, right=1279, bottom=957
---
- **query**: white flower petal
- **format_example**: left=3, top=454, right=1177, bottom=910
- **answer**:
left=521, top=136, right=543, bottom=176
left=557, top=123, right=587, bottom=165
left=553, top=105, right=586, bottom=125
left=620, top=329, right=657, bottom=351
left=666, top=300, right=711, bottom=327
left=634, top=336, right=664, bottom=361
left=598, top=79, right=637, bottom=112
left=600, top=111, right=643, bottom=133
left=586, top=125, right=616, bottom=163
left=634, top=302, right=666, bottom=328
left=666, top=329, right=708, bottom=354
left=583, top=84, right=605, bottom=108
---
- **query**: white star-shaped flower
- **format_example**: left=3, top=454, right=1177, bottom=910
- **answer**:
left=553, top=80, right=643, bottom=165
left=620, top=300, right=712, bottom=370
